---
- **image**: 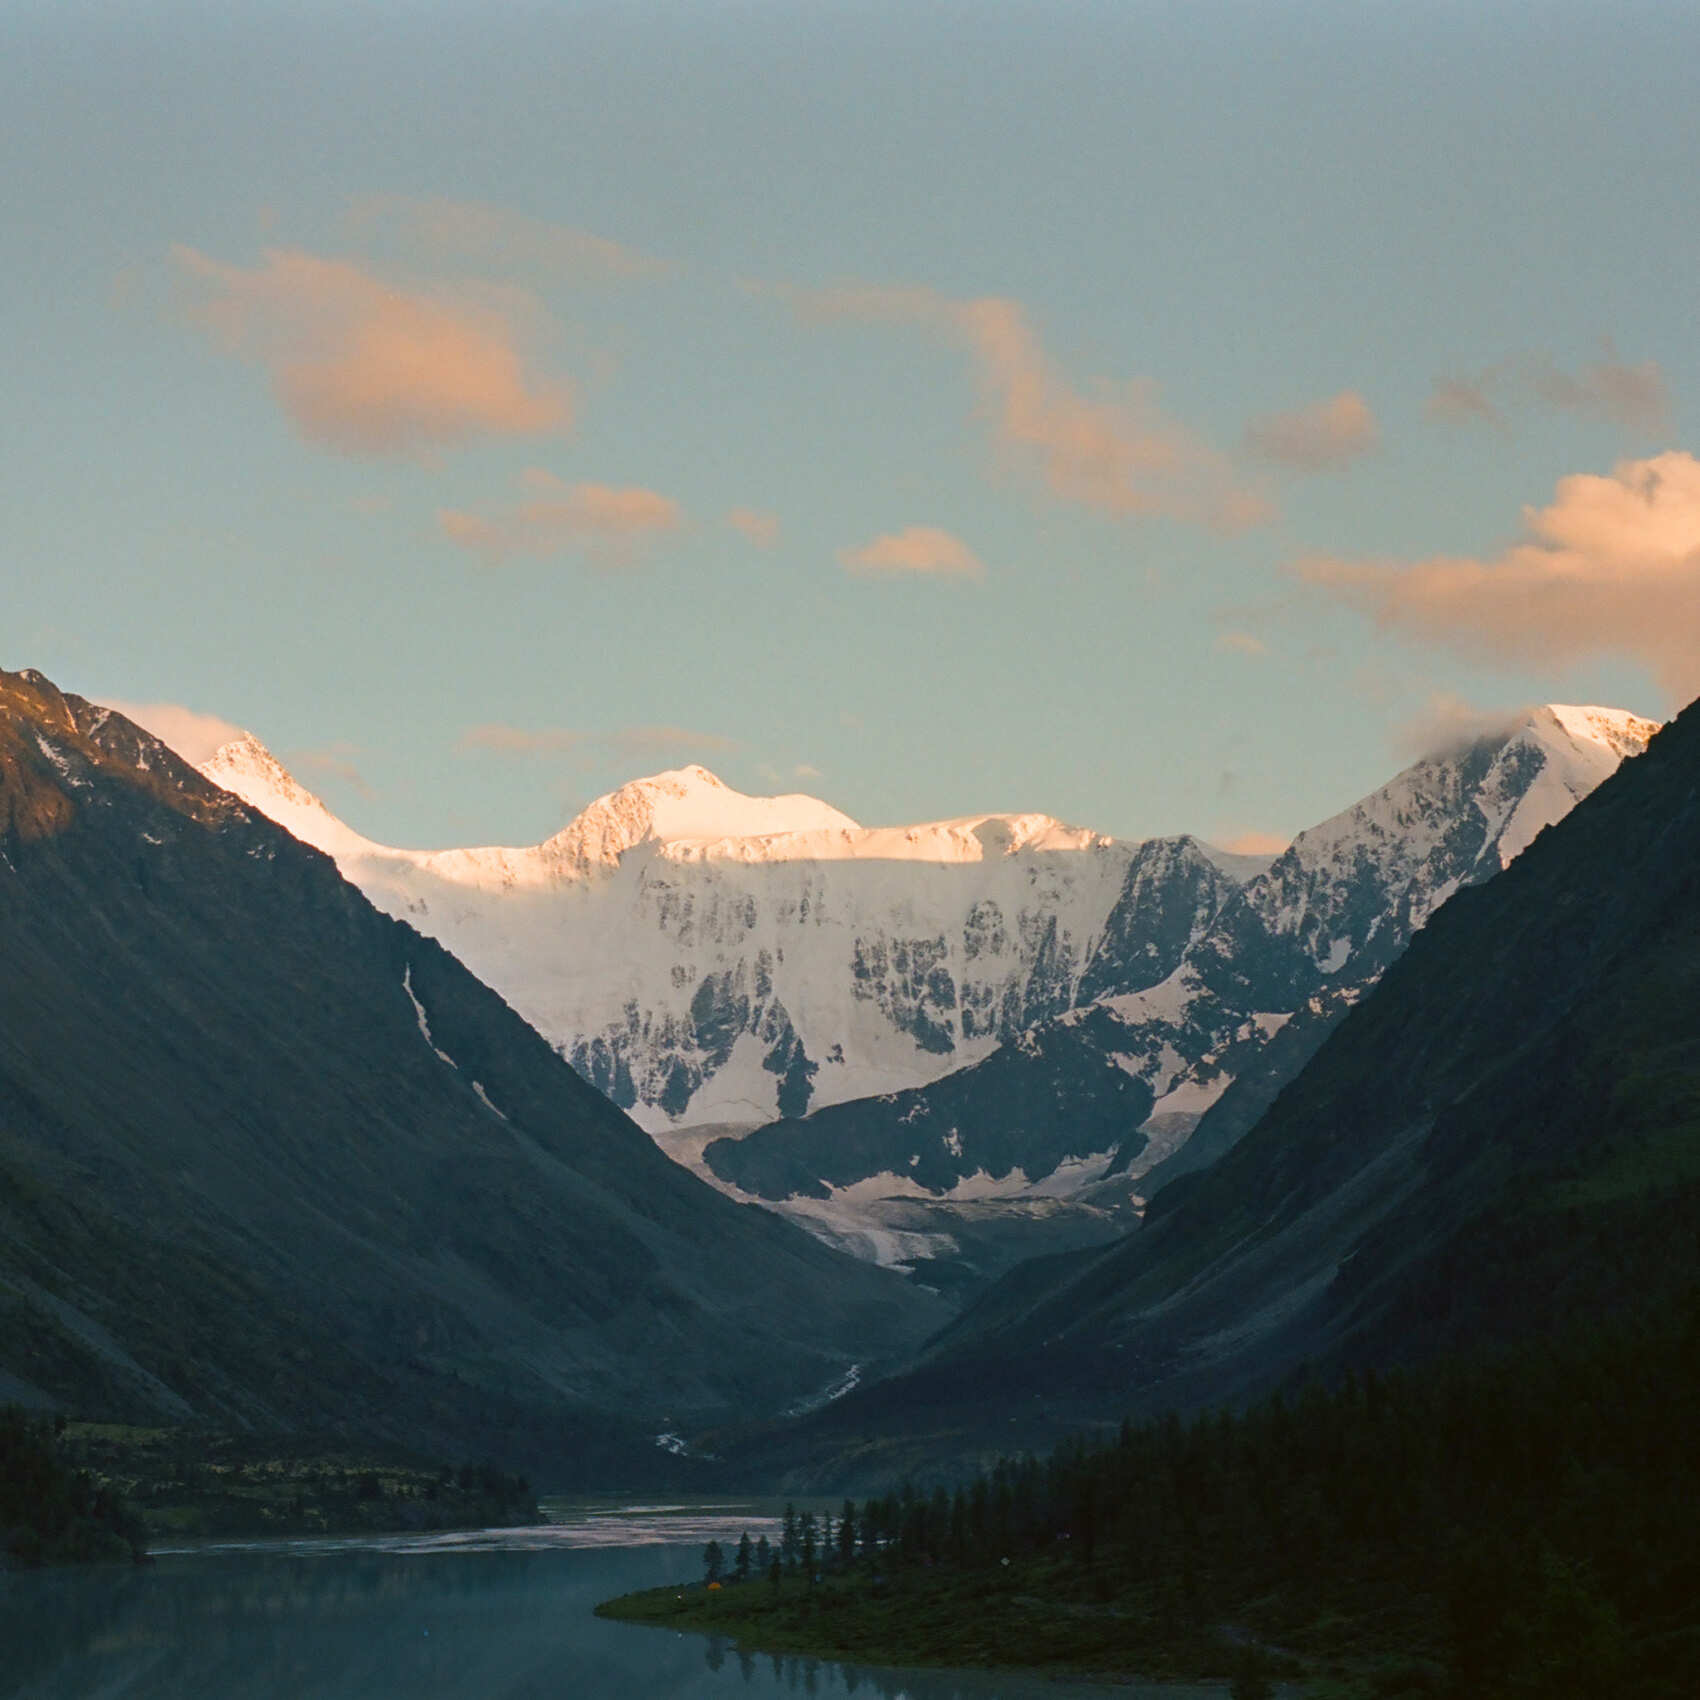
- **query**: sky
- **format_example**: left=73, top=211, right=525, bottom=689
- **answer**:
left=6, top=0, right=1698, bottom=853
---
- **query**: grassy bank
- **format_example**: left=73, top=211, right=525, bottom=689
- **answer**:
left=59, top=1423, right=541, bottom=1540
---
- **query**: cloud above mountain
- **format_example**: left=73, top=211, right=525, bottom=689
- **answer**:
left=839, top=525, right=985, bottom=581
left=344, top=195, right=671, bottom=282
left=1299, top=451, right=1700, bottom=703
left=1245, top=390, right=1380, bottom=471
left=100, top=699, right=246, bottom=765
left=787, top=283, right=1270, bottom=529
left=172, top=245, right=571, bottom=454
left=1426, top=345, right=1671, bottom=434
left=439, top=470, right=682, bottom=567
left=457, top=724, right=584, bottom=756
left=727, top=507, right=782, bottom=547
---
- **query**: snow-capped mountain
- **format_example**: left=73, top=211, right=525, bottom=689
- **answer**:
left=185, top=702, right=1654, bottom=1283
left=703, top=705, right=1660, bottom=1270
left=192, top=749, right=1222, bottom=1129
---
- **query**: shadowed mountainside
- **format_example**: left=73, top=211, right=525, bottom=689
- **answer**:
left=729, top=692, right=1700, bottom=1485
left=0, top=667, right=943, bottom=1484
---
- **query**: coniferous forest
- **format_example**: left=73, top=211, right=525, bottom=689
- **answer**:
left=0, top=1409, right=147, bottom=1568
left=604, top=1286, right=1700, bottom=1698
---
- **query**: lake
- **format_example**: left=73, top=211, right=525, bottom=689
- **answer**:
left=0, top=1504, right=1226, bottom=1699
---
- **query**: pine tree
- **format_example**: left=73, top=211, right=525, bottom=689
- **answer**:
left=735, top=1530, right=753, bottom=1582
left=703, top=1538, right=725, bottom=1584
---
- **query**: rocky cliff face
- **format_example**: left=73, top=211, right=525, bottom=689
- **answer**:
left=191, top=750, right=1241, bottom=1130
left=703, top=706, right=1659, bottom=1263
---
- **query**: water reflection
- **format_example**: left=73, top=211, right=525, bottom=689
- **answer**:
left=0, top=1520, right=1219, bottom=1700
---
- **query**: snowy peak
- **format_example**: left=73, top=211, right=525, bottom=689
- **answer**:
left=1542, top=703, right=1662, bottom=762
left=200, top=734, right=380, bottom=861
left=543, top=766, right=861, bottom=872
left=1492, top=704, right=1659, bottom=866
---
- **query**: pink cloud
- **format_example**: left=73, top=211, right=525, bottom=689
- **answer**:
left=345, top=195, right=672, bottom=282
left=457, top=724, right=583, bottom=756
left=838, top=525, right=985, bottom=581
left=172, top=245, right=570, bottom=454
left=1426, top=374, right=1504, bottom=429
left=99, top=699, right=245, bottom=765
left=291, top=740, right=373, bottom=797
left=1245, top=390, right=1380, bottom=472
left=727, top=507, right=782, bottom=547
left=608, top=725, right=739, bottom=755
left=1427, top=344, right=1671, bottom=435
left=1216, top=631, right=1269, bottom=657
left=1298, top=451, right=1700, bottom=704
left=1221, top=830, right=1290, bottom=856
left=440, top=475, right=683, bottom=568
left=788, top=284, right=1269, bottom=529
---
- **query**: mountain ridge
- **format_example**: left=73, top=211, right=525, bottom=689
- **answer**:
left=701, top=704, right=1658, bottom=1252
left=178, top=704, right=1651, bottom=1162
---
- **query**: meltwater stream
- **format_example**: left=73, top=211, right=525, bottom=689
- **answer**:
left=0, top=1504, right=1223, bottom=1699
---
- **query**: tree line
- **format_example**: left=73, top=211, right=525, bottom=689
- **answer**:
left=706, top=1290, right=1699, bottom=1696
left=0, top=1408, right=147, bottom=1566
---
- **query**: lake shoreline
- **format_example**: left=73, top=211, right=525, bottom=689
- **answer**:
left=596, top=1568, right=1272, bottom=1694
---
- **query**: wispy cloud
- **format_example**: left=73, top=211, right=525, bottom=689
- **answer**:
left=440, top=470, right=683, bottom=568
left=100, top=699, right=245, bottom=765
left=1528, top=347, right=1671, bottom=433
left=785, top=283, right=1269, bottom=529
left=1298, top=451, right=1700, bottom=704
left=608, top=725, right=739, bottom=755
left=345, top=194, right=672, bottom=282
left=1215, top=631, right=1269, bottom=657
left=457, top=723, right=583, bottom=756
left=1426, top=373, right=1504, bottom=430
left=839, top=524, right=985, bottom=581
left=1244, top=390, right=1380, bottom=472
left=1221, top=830, right=1289, bottom=856
left=172, top=245, right=570, bottom=454
left=292, top=740, right=373, bottom=797
left=727, top=506, right=781, bottom=547
left=1427, top=343, right=1671, bottom=435
left=1391, top=693, right=1523, bottom=762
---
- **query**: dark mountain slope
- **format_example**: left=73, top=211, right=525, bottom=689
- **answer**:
left=0, top=668, right=942, bottom=1479
left=741, top=694, right=1700, bottom=1482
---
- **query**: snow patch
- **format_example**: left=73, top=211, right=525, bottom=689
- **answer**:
left=1147, top=1070, right=1232, bottom=1120
left=471, top=1081, right=509, bottom=1122
left=402, top=966, right=457, bottom=1068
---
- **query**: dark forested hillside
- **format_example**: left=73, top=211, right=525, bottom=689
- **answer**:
left=614, top=1290, right=1700, bottom=1695
left=0, top=667, right=942, bottom=1482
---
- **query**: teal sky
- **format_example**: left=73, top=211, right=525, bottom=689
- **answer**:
left=7, top=0, right=1697, bottom=850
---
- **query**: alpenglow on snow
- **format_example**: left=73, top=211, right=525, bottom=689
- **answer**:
left=179, top=706, right=1654, bottom=1233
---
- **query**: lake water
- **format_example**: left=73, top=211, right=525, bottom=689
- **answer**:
left=0, top=1504, right=1225, bottom=1699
